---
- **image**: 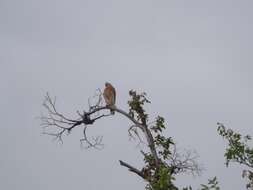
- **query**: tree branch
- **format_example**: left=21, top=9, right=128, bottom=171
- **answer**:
left=41, top=90, right=202, bottom=190
left=119, top=160, right=145, bottom=179
left=41, top=92, right=144, bottom=149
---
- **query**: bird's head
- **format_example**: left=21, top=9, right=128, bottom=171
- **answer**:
left=105, top=82, right=111, bottom=87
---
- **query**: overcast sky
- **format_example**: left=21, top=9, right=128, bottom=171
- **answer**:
left=1, top=0, right=253, bottom=189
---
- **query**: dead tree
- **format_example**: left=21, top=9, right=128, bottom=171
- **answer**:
left=40, top=89, right=202, bottom=190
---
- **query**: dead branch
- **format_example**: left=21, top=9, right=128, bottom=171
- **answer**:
left=119, top=160, right=145, bottom=179
left=80, top=126, right=104, bottom=149
left=41, top=92, right=111, bottom=148
left=168, top=146, right=203, bottom=176
left=41, top=91, right=144, bottom=149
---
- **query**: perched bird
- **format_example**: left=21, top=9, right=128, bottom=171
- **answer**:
left=103, top=82, right=116, bottom=114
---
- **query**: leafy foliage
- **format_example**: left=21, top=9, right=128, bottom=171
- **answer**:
left=217, top=123, right=253, bottom=189
left=128, top=90, right=150, bottom=124
left=128, top=91, right=203, bottom=190
left=152, top=116, right=174, bottom=160
left=183, top=177, right=220, bottom=190
left=200, top=177, right=220, bottom=190
left=217, top=123, right=253, bottom=168
left=128, top=91, right=179, bottom=189
left=146, top=166, right=178, bottom=190
left=243, top=170, right=253, bottom=190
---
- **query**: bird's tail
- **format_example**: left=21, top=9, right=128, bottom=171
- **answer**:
left=110, top=105, right=116, bottom=115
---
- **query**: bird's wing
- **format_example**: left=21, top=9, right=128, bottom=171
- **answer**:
left=112, top=86, right=116, bottom=104
left=103, top=88, right=110, bottom=98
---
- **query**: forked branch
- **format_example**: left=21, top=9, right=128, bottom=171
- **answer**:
left=40, top=90, right=202, bottom=189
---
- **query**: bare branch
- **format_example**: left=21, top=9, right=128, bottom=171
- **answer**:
left=41, top=92, right=106, bottom=147
left=119, top=160, right=145, bottom=179
left=80, top=126, right=104, bottom=150
left=168, top=146, right=203, bottom=176
left=128, top=125, right=144, bottom=141
left=41, top=91, right=163, bottom=170
left=41, top=91, right=143, bottom=149
left=88, top=88, right=103, bottom=112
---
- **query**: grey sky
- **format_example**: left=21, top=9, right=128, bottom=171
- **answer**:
left=1, top=0, right=253, bottom=189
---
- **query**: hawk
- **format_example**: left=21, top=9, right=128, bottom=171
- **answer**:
left=103, top=82, right=116, bottom=114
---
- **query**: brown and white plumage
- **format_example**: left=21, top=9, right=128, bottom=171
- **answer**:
left=103, top=82, right=116, bottom=114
